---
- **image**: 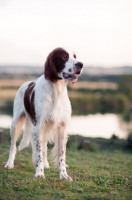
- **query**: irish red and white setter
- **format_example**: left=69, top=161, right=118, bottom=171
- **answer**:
left=5, top=47, right=83, bottom=181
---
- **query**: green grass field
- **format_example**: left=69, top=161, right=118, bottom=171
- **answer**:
left=0, top=132, right=132, bottom=200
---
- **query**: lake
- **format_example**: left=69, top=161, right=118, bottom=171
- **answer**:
left=0, top=113, right=131, bottom=139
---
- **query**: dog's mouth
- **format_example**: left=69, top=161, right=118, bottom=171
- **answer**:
left=63, top=71, right=81, bottom=80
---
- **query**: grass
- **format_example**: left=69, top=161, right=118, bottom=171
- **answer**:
left=0, top=132, right=132, bottom=200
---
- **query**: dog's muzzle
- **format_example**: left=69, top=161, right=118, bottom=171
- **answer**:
left=63, top=62, right=83, bottom=81
left=75, top=62, right=83, bottom=69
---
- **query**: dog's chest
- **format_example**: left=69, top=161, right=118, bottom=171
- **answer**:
left=51, top=93, right=71, bottom=118
left=34, top=80, right=71, bottom=126
left=46, top=86, right=71, bottom=124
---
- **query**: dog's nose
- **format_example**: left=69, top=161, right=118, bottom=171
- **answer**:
left=75, top=62, right=83, bottom=68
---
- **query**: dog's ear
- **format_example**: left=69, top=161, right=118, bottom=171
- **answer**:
left=44, top=52, right=58, bottom=83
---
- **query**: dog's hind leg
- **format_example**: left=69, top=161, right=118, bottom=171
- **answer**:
left=18, top=117, right=33, bottom=151
left=43, top=139, right=49, bottom=168
left=5, top=113, right=25, bottom=169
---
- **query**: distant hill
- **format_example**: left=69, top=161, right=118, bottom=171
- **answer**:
left=0, top=65, right=132, bottom=76
left=83, top=66, right=132, bottom=75
left=0, top=65, right=43, bottom=75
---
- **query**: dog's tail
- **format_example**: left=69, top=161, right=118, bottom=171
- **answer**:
left=18, top=118, right=33, bottom=151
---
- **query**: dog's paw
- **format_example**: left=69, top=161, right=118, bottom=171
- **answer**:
left=34, top=172, right=45, bottom=179
left=60, top=174, right=73, bottom=181
left=4, top=161, right=14, bottom=169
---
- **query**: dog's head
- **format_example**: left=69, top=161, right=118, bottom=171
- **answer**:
left=44, top=47, right=83, bottom=83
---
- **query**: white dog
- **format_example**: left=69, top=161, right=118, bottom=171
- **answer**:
left=5, top=47, right=83, bottom=181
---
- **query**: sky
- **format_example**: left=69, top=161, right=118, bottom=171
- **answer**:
left=0, top=0, right=132, bottom=67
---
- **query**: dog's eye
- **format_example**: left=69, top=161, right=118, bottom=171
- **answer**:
left=64, top=54, right=68, bottom=59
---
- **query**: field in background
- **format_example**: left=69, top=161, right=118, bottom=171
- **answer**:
left=0, top=78, right=118, bottom=100
left=0, top=66, right=132, bottom=119
left=68, top=81, right=118, bottom=90
left=0, top=78, right=33, bottom=100
left=0, top=72, right=121, bottom=114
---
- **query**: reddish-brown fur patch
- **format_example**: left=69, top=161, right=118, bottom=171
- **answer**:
left=44, top=48, right=69, bottom=83
left=24, top=82, right=36, bottom=125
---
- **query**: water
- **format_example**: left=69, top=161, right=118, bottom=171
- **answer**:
left=0, top=115, right=12, bottom=129
left=0, top=114, right=131, bottom=139
left=70, top=113, right=131, bottom=139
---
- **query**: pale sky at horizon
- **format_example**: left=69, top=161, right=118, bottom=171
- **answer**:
left=0, top=0, right=132, bottom=67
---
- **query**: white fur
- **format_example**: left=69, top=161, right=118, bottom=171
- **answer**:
left=5, top=48, right=83, bottom=181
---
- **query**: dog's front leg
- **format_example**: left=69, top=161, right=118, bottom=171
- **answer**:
left=32, top=126, right=45, bottom=178
left=58, top=124, right=72, bottom=181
